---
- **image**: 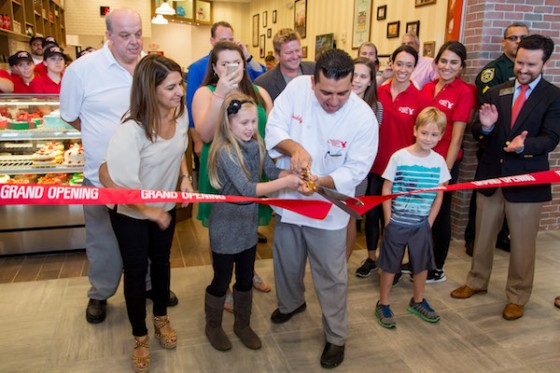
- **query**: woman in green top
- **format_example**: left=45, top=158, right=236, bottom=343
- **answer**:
left=192, top=41, right=274, bottom=301
left=192, top=41, right=273, bottom=227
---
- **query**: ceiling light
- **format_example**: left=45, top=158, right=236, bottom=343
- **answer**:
left=151, top=14, right=169, bottom=25
left=156, top=1, right=176, bottom=15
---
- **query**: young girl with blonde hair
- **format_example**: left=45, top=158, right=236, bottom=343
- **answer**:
left=204, top=93, right=302, bottom=351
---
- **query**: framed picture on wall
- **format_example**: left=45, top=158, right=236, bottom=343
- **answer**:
left=263, top=11, right=267, bottom=27
left=445, top=0, right=465, bottom=41
left=406, top=21, right=420, bottom=37
left=272, top=10, right=277, bottom=24
left=267, top=28, right=272, bottom=38
left=294, top=0, right=307, bottom=39
left=176, top=0, right=194, bottom=21
left=415, top=0, right=437, bottom=7
left=151, top=0, right=194, bottom=23
left=351, top=0, right=373, bottom=49
left=315, top=33, right=334, bottom=60
left=376, top=5, right=387, bottom=21
left=387, top=21, right=400, bottom=39
left=260, top=34, right=266, bottom=58
left=377, top=54, right=391, bottom=70
left=301, top=46, right=308, bottom=59
left=252, top=14, right=259, bottom=47
left=423, top=41, right=436, bottom=57
left=194, top=0, right=212, bottom=25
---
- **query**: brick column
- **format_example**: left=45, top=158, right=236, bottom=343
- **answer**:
left=454, top=0, right=560, bottom=239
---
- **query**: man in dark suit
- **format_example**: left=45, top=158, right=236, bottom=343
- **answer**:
left=254, top=28, right=315, bottom=101
left=450, top=35, right=560, bottom=321
left=465, top=23, right=530, bottom=255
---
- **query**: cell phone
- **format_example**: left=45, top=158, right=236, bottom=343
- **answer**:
left=226, top=63, right=239, bottom=76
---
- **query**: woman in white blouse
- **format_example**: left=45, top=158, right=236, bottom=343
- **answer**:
left=99, top=54, right=193, bottom=373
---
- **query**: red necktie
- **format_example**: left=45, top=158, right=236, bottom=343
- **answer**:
left=511, top=84, right=528, bottom=127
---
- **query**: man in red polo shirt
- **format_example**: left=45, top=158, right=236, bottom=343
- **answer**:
left=8, top=51, right=36, bottom=94
left=30, top=45, right=65, bottom=94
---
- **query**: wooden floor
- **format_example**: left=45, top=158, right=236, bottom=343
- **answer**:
left=0, top=217, right=559, bottom=372
left=0, top=212, right=284, bottom=284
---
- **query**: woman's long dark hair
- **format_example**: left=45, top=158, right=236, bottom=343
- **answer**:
left=353, top=57, right=379, bottom=114
left=123, top=54, right=185, bottom=142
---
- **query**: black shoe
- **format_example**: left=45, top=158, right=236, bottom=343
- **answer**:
left=465, top=240, right=474, bottom=256
left=320, top=342, right=345, bottom=369
left=258, top=232, right=268, bottom=243
left=401, top=262, right=412, bottom=274
left=270, top=303, right=306, bottom=324
left=392, top=272, right=402, bottom=287
left=355, top=258, right=378, bottom=278
left=146, top=289, right=179, bottom=307
left=86, top=299, right=107, bottom=324
left=495, top=239, right=510, bottom=252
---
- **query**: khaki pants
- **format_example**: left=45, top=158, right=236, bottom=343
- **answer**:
left=466, top=188, right=542, bottom=305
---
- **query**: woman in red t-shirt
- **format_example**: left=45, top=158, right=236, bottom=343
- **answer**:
left=421, top=41, right=475, bottom=283
left=357, top=45, right=430, bottom=279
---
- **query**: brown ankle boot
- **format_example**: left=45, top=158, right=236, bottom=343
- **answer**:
left=233, top=289, right=261, bottom=350
left=205, top=291, right=232, bottom=351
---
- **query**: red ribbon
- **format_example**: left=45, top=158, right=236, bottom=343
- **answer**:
left=1, top=170, right=559, bottom=220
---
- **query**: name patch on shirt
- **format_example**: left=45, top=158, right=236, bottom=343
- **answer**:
left=499, top=87, right=514, bottom=96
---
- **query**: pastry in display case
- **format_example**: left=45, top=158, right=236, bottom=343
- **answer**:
left=0, top=94, right=85, bottom=255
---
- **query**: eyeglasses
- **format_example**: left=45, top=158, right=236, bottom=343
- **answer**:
left=505, top=35, right=527, bottom=42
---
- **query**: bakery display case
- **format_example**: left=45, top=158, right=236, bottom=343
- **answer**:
left=0, top=94, right=85, bottom=255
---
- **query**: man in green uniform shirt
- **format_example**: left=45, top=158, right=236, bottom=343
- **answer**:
left=466, top=23, right=530, bottom=254
left=475, top=23, right=529, bottom=103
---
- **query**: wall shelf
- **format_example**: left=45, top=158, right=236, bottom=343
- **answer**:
left=0, top=0, right=66, bottom=59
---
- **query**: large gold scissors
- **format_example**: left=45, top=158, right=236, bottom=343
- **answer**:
left=301, top=168, right=364, bottom=219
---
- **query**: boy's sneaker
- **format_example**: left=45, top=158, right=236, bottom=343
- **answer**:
left=375, top=301, right=396, bottom=329
left=355, top=258, right=378, bottom=278
left=401, top=262, right=412, bottom=274
left=407, top=298, right=440, bottom=323
left=426, top=269, right=447, bottom=284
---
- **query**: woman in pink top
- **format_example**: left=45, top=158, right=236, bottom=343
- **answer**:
left=421, top=41, right=475, bottom=283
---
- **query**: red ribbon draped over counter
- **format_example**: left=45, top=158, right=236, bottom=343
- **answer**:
left=1, top=170, right=559, bottom=220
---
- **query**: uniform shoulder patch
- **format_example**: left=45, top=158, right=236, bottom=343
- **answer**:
left=480, top=68, right=495, bottom=84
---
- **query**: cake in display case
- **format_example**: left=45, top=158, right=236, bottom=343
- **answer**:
left=0, top=95, right=85, bottom=254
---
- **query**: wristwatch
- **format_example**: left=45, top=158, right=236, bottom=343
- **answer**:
left=246, top=55, right=253, bottom=63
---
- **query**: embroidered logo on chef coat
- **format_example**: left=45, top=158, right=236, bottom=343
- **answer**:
left=326, top=139, right=347, bottom=157
left=398, top=106, right=415, bottom=115
left=438, top=99, right=455, bottom=110
left=291, top=115, right=303, bottom=124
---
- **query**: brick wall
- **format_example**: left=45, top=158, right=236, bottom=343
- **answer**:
left=455, top=0, right=560, bottom=238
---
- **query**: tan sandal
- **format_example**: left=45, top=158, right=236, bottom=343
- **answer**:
left=153, top=316, right=177, bottom=349
left=554, top=296, right=560, bottom=309
left=133, top=336, right=150, bottom=373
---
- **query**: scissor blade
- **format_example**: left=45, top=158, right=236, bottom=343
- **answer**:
left=317, top=189, right=362, bottom=219
left=318, top=187, right=364, bottom=206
